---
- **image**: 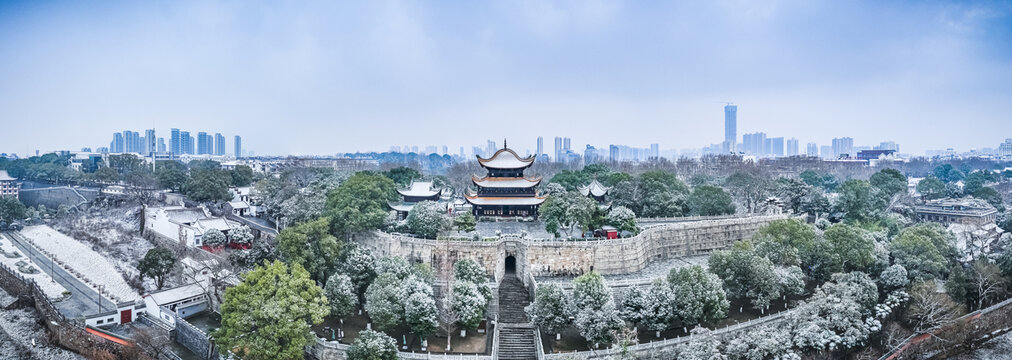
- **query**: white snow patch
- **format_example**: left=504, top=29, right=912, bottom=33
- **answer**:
left=19, top=225, right=139, bottom=302
left=0, top=234, right=67, bottom=300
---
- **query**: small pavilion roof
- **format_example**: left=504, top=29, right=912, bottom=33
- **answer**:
left=579, top=180, right=610, bottom=197
left=397, top=181, right=441, bottom=198
left=471, top=175, right=542, bottom=188
left=0, top=170, right=15, bottom=181
left=464, top=194, right=547, bottom=206
left=476, top=148, right=535, bottom=170
left=388, top=202, right=416, bottom=212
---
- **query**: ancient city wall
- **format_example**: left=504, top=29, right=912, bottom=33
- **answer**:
left=355, top=215, right=788, bottom=278
left=18, top=186, right=98, bottom=209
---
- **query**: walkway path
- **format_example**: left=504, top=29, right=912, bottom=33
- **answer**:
left=4, top=231, right=116, bottom=318
left=494, top=275, right=537, bottom=360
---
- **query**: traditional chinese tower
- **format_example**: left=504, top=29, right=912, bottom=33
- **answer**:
left=465, top=140, right=546, bottom=218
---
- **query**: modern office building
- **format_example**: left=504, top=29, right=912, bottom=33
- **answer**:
left=998, top=139, right=1012, bottom=157
left=234, top=135, right=242, bottom=158
left=554, top=137, right=563, bottom=162
left=724, top=104, right=737, bottom=153
left=786, top=138, right=799, bottom=156
left=650, top=143, right=660, bottom=159
left=180, top=131, right=194, bottom=154
left=536, top=136, right=543, bottom=157
left=215, top=133, right=226, bottom=156
left=157, top=138, right=166, bottom=154
left=742, top=132, right=767, bottom=156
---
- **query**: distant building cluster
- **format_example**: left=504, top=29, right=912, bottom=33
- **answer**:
left=108, top=128, right=244, bottom=158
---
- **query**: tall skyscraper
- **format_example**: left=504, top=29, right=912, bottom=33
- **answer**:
left=145, top=129, right=156, bottom=155
left=832, top=137, right=854, bottom=158
left=554, top=137, right=563, bottom=161
left=650, top=144, right=660, bottom=159
left=786, top=138, right=799, bottom=156
left=563, top=137, right=571, bottom=152
left=215, top=133, right=226, bottom=155
left=806, top=142, right=818, bottom=157
left=197, top=132, right=209, bottom=155
left=771, top=137, right=784, bottom=157
left=234, top=135, right=242, bottom=158
left=180, top=131, right=193, bottom=154
left=609, top=145, right=619, bottom=162
left=170, top=128, right=181, bottom=155
left=724, top=104, right=737, bottom=153
left=111, top=133, right=124, bottom=153
left=157, top=138, right=166, bottom=154
left=536, top=136, right=543, bottom=156
left=742, top=132, right=767, bottom=156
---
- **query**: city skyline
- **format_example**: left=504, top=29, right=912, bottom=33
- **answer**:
left=2, top=1, right=1011, bottom=156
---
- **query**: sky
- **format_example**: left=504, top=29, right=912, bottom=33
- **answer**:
left=1, top=0, right=1011, bottom=156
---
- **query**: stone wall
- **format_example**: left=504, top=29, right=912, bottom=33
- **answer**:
left=18, top=186, right=98, bottom=209
left=175, top=313, right=217, bottom=360
left=355, top=215, right=788, bottom=279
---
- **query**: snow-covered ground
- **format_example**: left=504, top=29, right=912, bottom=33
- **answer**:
left=50, top=205, right=154, bottom=290
left=20, top=225, right=140, bottom=302
left=957, top=331, right=1012, bottom=359
left=0, top=288, right=83, bottom=359
left=0, top=233, right=68, bottom=299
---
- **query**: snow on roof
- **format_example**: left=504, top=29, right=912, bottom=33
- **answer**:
left=231, top=187, right=252, bottom=196
left=397, top=181, right=441, bottom=198
left=472, top=175, right=542, bottom=188
left=195, top=218, right=239, bottom=232
left=228, top=201, right=250, bottom=209
left=388, top=202, right=416, bottom=212
left=0, top=170, right=14, bottom=181
left=579, top=180, right=610, bottom=197
left=145, top=282, right=206, bottom=306
left=165, top=208, right=209, bottom=224
left=476, top=148, right=535, bottom=169
left=464, top=195, right=547, bottom=206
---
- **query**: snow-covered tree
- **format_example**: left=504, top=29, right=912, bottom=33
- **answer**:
left=454, top=259, right=491, bottom=302
left=278, top=217, right=340, bottom=283
left=676, top=327, right=726, bottom=360
left=229, top=237, right=278, bottom=272
left=228, top=225, right=254, bottom=245
left=574, top=305, right=624, bottom=348
left=606, top=206, right=638, bottom=234
left=365, top=273, right=405, bottom=331
left=526, top=283, right=573, bottom=337
left=404, top=292, right=439, bottom=340
left=137, top=247, right=176, bottom=290
left=202, top=228, right=226, bottom=248
left=347, top=330, right=398, bottom=360
left=452, top=281, right=488, bottom=332
left=708, top=242, right=781, bottom=311
left=453, top=212, right=476, bottom=233
left=790, top=273, right=882, bottom=352
left=542, top=182, right=567, bottom=196
left=724, top=325, right=800, bottom=360
left=775, top=265, right=806, bottom=299
left=324, top=273, right=356, bottom=319
left=668, top=265, right=729, bottom=326
left=620, top=286, right=648, bottom=325
left=572, top=272, right=612, bottom=310
left=376, top=256, right=412, bottom=280
left=542, top=190, right=598, bottom=237
left=407, top=201, right=451, bottom=238
left=878, top=264, right=909, bottom=292
left=338, top=245, right=377, bottom=294
left=639, top=280, right=676, bottom=336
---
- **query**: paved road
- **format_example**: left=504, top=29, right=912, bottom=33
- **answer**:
left=4, top=231, right=117, bottom=318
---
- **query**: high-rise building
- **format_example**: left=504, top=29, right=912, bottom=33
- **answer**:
left=111, top=133, right=124, bottom=153
left=650, top=144, right=660, bottom=159
left=786, top=138, right=799, bottom=156
left=742, top=132, right=767, bottom=156
left=145, top=129, right=156, bottom=156
left=122, top=131, right=137, bottom=153
left=197, top=132, right=210, bottom=155
left=806, top=142, right=818, bottom=157
left=442, top=145, right=448, bottom=155
left=584, top=145, right=598, bottom=164
left=563, top=137, right=571, bottom=152
left=609, top=145, right=619, bottom=162
left=536, top=136, right=543, bottom=156
left=554, top=137, right=563, bottom=162
left=1000, top=139, right=1012, bottom=157
left=179, top=131, right=193, bottom=154
left=832, top=137, right=854, bottom=159
left=157, top=138, right=166, bottom=154
left=235, top=135, right=242, bottom=158
left=170, top=128, right=181, bottom=155
left=820, top=145, right=833, bottom=159
left=770, top=137, right=784, bottom=157
left=874, top=141, right=900, bottom=152
left=215, top=133, right=226, bottom=155
left=724, top=104, right=737, bottom=153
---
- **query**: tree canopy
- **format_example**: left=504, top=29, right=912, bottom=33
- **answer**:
left=137, top=247, right=175, bottom=290
left=326, top=172, right=398, bottom=236
left=214, top=260, right=328, bottom=360
left=278, top=217, right=341, bottom=283
left=687, top=185, right=736, bottom=216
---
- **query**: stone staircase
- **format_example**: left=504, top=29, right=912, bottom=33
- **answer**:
left=497, top=324, right=537, bottom=360
left=495, top=275, right=538, bottom=359
left=497, top=275, right=531, bottom=323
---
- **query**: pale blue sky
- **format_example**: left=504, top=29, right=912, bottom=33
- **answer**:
left=1, top=0, right=1011, bottom=156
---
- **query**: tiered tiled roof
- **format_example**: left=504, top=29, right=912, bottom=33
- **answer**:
left=476, top=148, right=536, bottom=170
left=464, top=193, right=547, bottom=206
left=472, top=175, right=542, bottom=188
